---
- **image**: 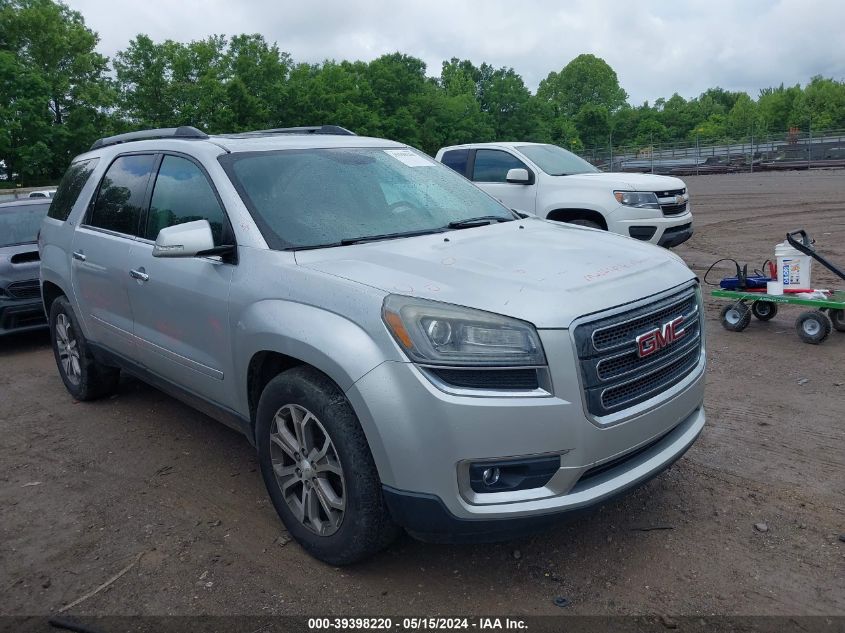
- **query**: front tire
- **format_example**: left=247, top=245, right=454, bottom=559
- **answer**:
left=49, top=296, right=120, bottom=400
left=830, top=309, right=845, bottom=332
left=720, top=303, right=751, bottom=332
left=256, top=366, right=398, bottom=565
left=566, top=218, right=602, bottom=230
left=795, top=311, right=831, bottom=344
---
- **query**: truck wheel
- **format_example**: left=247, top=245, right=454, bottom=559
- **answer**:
left=567, top=218, right=602, bottom=230
left=49, top=296, right=120, bottom=401
left=255, top=366, right=399, bottom=565
left=830, top=309, right=845, bottom=332
left=751, top=301, right=778, bottom=321
left=720, top=303, right=751, bottom=332
left=795, top=310, right=831, bottom=344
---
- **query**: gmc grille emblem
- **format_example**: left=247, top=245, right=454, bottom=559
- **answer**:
left=636, top=316, right=686, bottom=358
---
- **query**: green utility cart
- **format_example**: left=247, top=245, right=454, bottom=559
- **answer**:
left=712, top=289, right=845, bottom=344
left=712, top=230, right=845, bottom=345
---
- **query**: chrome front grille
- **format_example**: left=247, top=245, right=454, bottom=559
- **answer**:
left=655, top=187, right=688, bottom=216
left=660, top=202, right=688, bottom=216
left=573, top=285, right=702, bottom=416
left=6, top=279, right=40, bottom=299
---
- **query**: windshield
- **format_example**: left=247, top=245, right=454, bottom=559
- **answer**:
left=220, top=148, right=514, bottom=249
left=516, top=144, right=599, bottom=176
left=0, top=202, right=50, bottom=246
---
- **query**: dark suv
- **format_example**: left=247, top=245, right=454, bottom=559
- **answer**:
left=0, top=198, right=51, bottom=335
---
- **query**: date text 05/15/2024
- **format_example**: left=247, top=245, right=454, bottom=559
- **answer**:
left=307, top=617, right=528, bottom=630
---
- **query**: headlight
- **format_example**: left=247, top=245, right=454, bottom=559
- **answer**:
left=382, top=295, right=546, bottom=366
left=614, top=191, right=661, bottom=209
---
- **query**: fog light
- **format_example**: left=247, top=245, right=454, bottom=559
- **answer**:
left=469, top=455, right=560, bottom=493
left=482, top=467, right=500, bottom=486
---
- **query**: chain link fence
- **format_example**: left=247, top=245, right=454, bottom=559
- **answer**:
left=580, top=127, right=845, bottom=175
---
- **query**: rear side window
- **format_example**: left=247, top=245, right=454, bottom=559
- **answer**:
left=48, top=158, right=99, bottom=221
left=440, top=149, right=469, bottom=176
left=88, top=154, right=156, bottom=235
left=145, top=155, right=228, bottom=245
left=472, top=149, right=528, bottom=183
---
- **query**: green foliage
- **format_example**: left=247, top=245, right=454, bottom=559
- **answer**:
left=537, top=54, right=628, bottom=118
left=0, top=0, right=113, bottom=182
left=4, top=0, right=845, bottom=185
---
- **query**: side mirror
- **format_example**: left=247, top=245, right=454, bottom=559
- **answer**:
left=506, top=168, right=531, bottom=184
left=153, top=220, right=215, bottom=258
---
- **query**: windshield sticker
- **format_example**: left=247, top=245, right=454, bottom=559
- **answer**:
left=383, top=149, right=435, bottom=167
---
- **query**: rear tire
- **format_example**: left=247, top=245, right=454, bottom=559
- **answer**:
left=795, top=311, right=831, bottom=344
left=720, top=303, right=751, bottom=332
left=752, top=301, right=778, bottom=321
left=49, top=296, right=120, bottom=401
left=256, top=366, right=398, bottom=565
left=830, top=309, right=845, bottom=332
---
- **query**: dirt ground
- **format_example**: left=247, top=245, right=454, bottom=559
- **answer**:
left=2, top=170, right=844, bottom=618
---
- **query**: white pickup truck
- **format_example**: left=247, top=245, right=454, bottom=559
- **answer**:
left=435, top=142, right=693, bottom=248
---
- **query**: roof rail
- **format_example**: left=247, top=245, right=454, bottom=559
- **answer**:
left=225, top=125, right=356, bottom=137
left=90, top=126, right=209, bottom=151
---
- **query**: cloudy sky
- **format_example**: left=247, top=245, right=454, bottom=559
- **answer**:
left=67, top=0, right=845, bottom=105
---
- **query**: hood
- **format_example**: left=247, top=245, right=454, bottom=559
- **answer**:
left=295, top=219, right=695, bottom=328
left=0, top=242, right=41, bottom=284
left=560, top=172, right=686, bottom=192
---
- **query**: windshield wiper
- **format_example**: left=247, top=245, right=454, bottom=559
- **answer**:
left=339, top=228, right=446, bottom=246
left=447, top=216, right=514, bottom=229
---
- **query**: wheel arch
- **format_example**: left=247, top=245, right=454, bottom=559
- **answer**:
left=41, top=280, right=67, bottom=316
left=236, top=300, right=397, bottom=444
left=545, top=208, right=608, bottom=230
left=247, top=350, right=304, bottom=434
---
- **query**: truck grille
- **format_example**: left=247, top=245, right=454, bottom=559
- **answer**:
left=660, top=202, right=688, bottom=216
left=655, top=187, right=688, bottom=216
left=6, top=279, right=41, bottom=299
left=573, top=285, right=702, bottom=416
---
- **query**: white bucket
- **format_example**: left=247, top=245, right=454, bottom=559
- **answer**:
left=775, top=241, right=812, bottom=288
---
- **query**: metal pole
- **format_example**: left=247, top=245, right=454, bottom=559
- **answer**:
left=609, top=129, right=613, bottom=172
left=651, top=132, right=654, bottom=174
left=807, top=120, right=812, bottom=170
left=696, top=134, right=700, bottom=176
left=750, top=128, right=754, bottom=174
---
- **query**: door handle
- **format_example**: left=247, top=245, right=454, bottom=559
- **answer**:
left=129, top=269, right=149, bottom=282
left=72, top=251, right=86, bottom=262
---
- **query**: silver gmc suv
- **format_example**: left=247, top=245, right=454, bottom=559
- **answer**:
left=39, top=126, right=706, bottom=564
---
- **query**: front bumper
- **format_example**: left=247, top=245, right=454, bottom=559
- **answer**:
left=345, top=326, right=705, bottom=537
left=383, top=404, right=703, bottom=542
left=0, top=297, right=47, bottom=336
left=658, top=223, right=693, bottom=248
left=607, top=207, right=694, bottom=248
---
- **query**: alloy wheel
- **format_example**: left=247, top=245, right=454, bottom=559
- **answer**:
left=55, top=313, right=81, bottom=386
left=269, top=404, right=346, bottom=536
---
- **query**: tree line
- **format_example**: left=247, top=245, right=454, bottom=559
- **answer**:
left=3, top=0, right=845, bottom=184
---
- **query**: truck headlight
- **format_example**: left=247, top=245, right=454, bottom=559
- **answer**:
left=382, top=295, right=546, bottom=366
left=614, top=191, right=661, bottom=209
